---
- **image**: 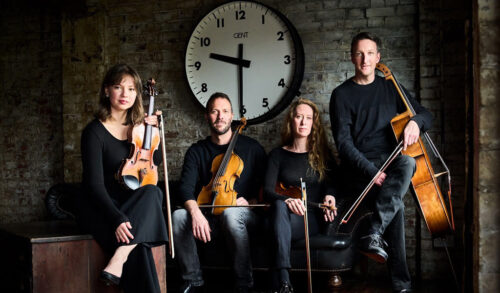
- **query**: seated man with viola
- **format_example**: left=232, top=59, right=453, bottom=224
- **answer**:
left=172, top=92, right=266, bottom=293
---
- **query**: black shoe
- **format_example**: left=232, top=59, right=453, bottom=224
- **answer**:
left=100, top=270, right=120, bottom=286
left=235, top=286, right=250, bottom=293
left=278, top=281, right=294, bottom=293
left=394, top=289, right=412, bottom=293
left=359, top=233, right=388, bottom=263
left=180, top=281, right=204, bottom=293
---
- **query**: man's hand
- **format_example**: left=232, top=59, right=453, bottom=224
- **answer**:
left=403, top=120, right=420, bottom=150
left=190, top=208, right=212, bottom=243
left=285, top=198, right=306, bottom=216
left=323, top=195, right=337, bottom=222
left=185, top=200, right=212, bottom=243
left=374, top=172, right=387, bottom=186
left=236, top=197, right=249, bottom=206
left=115, top=221, right=134, bottom=244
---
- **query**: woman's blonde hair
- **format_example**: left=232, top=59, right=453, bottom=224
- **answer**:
left=281, top=98, right=331, bottom=180
left=96, top=64, right=144, bottom=125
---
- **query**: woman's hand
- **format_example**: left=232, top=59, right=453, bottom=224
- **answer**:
left=323, top=195, right=337, bottom=222
left=285, top=198, right=306, bottom=216
left=144, top=110, right=162, bottom=127
left=115, top=221, right=134, bottom=244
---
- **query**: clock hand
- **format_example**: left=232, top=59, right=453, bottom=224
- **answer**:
left=238, top=44, right=244, bottom=118
left=209, top=53, right=251, bottom=68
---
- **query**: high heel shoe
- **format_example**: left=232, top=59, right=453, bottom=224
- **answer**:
left=100, top=270, right=120, bottom=286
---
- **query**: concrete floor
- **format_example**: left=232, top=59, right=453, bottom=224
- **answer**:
left=166, top=269, right=458, bottom=293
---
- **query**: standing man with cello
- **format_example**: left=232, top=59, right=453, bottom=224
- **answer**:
left=330, top=32, right=433, bottom=292
left=173, top=92, right=266, bottom=293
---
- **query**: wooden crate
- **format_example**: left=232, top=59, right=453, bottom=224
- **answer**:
left=0, top=221, right=166, bottom=293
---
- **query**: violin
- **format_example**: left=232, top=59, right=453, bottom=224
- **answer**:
left=197, top=118, right=247, bottom=215
left=275, top=182, right=337, bottom=211
left=118, top=78, right=160, bottom=190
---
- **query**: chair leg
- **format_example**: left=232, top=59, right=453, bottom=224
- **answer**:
left=328, top=273, right=342, bottom=289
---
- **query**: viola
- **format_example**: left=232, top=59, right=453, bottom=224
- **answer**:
left=118, top=78, right=160, bottom=190
left=196, top=118, right=247, bottom=215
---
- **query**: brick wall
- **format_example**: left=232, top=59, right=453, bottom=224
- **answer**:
left=0, top=0, right=473, bottom=284
left=0, top=1, right=63, bottom=223
left=476, top=0, right=500, bottom=291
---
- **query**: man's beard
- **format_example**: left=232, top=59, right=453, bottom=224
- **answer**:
left=209, top=120, right=231, bottom=135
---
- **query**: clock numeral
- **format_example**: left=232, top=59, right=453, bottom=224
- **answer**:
left=284, top=55, right=291, bottom=64
left=217, top=18, right=225, bottom=28
left=277, top=31, right=284, bottom=41
left=261, top=15, right=265, bottom=24
left=262, top=98, right=269, bottom=108
left=240, top=105, right=247, bottom=115
left=235, top=10, right=246, bottom=20
left=194, top=61, right=201, bottom=70
left=278, top=78, right=285, bottom=88
left=200, top=37, right=211, bottom=47
left=201, top=83, right=208, bottom=92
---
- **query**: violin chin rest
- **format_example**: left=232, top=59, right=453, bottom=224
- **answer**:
left=123, top=175, right=140, bottom=190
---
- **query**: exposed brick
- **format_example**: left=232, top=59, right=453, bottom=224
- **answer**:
left=339, top=0, right=370, bottom=9
left=371, top=0, right=385, bottom=8
left=366, top=7, right=395, bottom=17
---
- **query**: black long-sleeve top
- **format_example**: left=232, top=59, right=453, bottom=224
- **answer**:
left=81, top=119, right=162, bottom=229
left=330, top=76, right=433, bottom=178
left=264, top=147, right=338, bottom=206
left=178, top=135, right=266, bottom=205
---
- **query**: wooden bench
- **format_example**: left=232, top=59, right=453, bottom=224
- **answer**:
left=0, top=220, right=166, bottom=293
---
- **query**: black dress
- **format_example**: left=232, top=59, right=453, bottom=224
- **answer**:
left=77, top=119, right=168, bottom=293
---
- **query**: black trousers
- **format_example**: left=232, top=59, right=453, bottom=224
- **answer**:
left=271, top=200, right=320, bottom=270
left=346, top=154, right=415, bottom=291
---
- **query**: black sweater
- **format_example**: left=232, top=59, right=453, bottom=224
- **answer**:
left=264, top=147, right=338, bottom=205
left=330, top=76, right=433, bottom=178
left=178, top=135, right=266, bottom=205
left=81, top=119, right=161, bottom=229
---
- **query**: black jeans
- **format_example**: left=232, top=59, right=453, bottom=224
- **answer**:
left=271, top=200, right=320, bottom=269
left=347, top=154, right=415, bottom=291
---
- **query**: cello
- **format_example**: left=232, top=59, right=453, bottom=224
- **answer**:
left=197, top=118, right=247, bottom=215
left=340, top=63, right=455, bottom=237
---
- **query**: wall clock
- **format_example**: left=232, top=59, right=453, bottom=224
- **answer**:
left=185, top=0, right=304, bottom=124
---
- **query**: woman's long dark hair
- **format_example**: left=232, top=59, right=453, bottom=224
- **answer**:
left=96, top=64, right=144, bottom=125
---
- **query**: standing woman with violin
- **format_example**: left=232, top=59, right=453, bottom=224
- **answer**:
left=77, top=64, right=168, bottom=292
left=264, top=98, right=339, bottom=293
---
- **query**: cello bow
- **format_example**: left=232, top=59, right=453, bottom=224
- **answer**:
left=340, top=141, right=404, bottom=225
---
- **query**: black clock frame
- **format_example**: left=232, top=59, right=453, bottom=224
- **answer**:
left=184, top=0, right=305, bottom=125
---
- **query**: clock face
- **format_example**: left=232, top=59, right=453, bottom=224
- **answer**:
left=185, top=1, right=304, bottom=124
